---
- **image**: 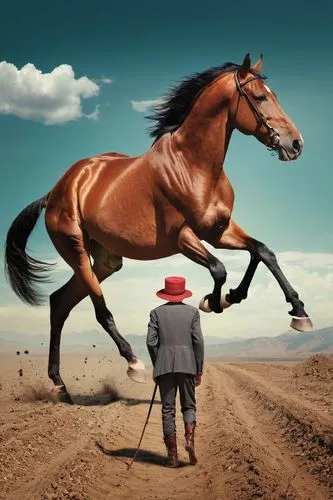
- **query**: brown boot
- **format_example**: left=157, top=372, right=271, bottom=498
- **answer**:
left=185, top=422, right=197, bottom=465
left=164, top=432, right=179, bottom=468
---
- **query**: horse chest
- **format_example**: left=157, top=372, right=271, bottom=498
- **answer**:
left=197, top=202, right=231, bottom=237
left=216, top=204, right=231, bottom=228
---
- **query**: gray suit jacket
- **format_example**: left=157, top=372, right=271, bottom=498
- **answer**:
left=146, top=302, right=204, bottom=378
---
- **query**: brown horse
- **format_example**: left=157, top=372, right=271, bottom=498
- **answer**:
left=5, top=54, right=312, bottom=402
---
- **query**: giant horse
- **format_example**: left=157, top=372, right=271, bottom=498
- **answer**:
left=5, top=54, right=312, bottom=402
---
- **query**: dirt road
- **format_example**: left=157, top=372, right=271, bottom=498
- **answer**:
left=0, top=351, right=332, bottom=499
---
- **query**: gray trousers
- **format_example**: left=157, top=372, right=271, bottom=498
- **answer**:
left=157, top=372, right=196, bottom=437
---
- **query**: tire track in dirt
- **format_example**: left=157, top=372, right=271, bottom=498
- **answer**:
left=209, top=364, right=332, bottom=499
left=83, top=384, right=217, bottom=500
left=1, top=360, right=332, bottom=499
left=7, top=436, right=91, bottom=499
left=0, top=408, right=42, bottom=443
left=81, top=365, right=332, bottom=499
left=214, top=363, right=333, bottom=491
left=0, top=402, right=114, bottom=500
left=0, top=406, right=65, bottom=447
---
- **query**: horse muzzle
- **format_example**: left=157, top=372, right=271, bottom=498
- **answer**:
left=277, top=136, right=303, bottom=161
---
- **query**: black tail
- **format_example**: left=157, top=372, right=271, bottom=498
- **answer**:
left=4, top=194, right=54, bottom=306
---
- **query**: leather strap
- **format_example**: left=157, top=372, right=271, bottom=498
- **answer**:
left=234, top=71, right=280, bottom=150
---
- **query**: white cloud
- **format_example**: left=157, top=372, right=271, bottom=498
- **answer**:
left=278, top=251, right=333, bottom=269
left=84, top=104, right=100, bottom=121
left=101, top=77, right=112, bottom=84
left=93, top=76, right=113, bottom=85
left=0, top=61, right=100, bottom=124
left=131, top=98, right=164, bottom=113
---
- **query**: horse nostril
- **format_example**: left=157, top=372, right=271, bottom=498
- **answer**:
left=292, top=139, right=302, bottom=152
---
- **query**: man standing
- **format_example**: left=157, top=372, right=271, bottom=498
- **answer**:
left=146, top=276, right=204, bottom=468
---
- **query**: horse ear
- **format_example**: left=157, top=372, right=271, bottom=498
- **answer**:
left=252, top=54, right=263, bottom=73
left=239, top=53, right=251, bottom=78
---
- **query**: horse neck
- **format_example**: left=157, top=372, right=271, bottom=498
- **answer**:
left=173, top=95, right=233, bottom=182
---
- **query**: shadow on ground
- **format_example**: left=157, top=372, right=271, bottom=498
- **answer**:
left=71, top=394, right=161, bottom=406
left=17, top=379, right=161, bottom=407
left=95, top=442, right=189, bottom=467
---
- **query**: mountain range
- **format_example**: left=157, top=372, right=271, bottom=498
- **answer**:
left=1, top=326, right=332, bottom=360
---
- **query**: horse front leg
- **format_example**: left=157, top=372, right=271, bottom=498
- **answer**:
left=209, top=219, right=313, bottom=332
left=221, top=254, right=260, bottom=309
left=178, top=225, right=227, bottom=313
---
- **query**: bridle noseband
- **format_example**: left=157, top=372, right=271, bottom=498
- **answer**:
left=234, top=71, right=280, bottom=150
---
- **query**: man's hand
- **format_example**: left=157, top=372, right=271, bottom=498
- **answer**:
left=195, top=373, right=202, bottom=387
left=153, top=376, right=157, bottom=384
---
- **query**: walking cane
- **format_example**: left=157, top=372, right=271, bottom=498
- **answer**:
left=127, top=382, right=158, bottom=470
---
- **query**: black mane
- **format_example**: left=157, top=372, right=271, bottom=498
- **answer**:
left=148, top=62, right=263, bottom=141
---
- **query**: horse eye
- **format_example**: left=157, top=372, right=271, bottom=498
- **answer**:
left=253, top=95, right=267, bottom=102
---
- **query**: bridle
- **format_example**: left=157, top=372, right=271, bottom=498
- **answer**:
left=234, top=71, right=280, bottom=151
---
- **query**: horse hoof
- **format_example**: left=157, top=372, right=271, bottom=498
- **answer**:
left=53, top=385, right=74, bottom=404
left=59, top=392, right=74, bottom=404
left=221, top=294, right=231, bottom=309
left=127, top=358, right=146, bottom=384
left=199, top=295, right=230, bottom=313
left=290, top=316, right=313, bottom=333
left=199, top=297, right=212, bottom=313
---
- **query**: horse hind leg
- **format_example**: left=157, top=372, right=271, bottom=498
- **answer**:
left=89, top=245, right=146, bottom=382
left=49, top=229, right=145, bottom=382
left=49, top=276, right=85, bottom=403
left=48, top=242, right=121, bottom=402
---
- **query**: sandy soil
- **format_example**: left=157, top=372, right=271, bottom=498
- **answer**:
left=0, top=349, right=332, bottom=499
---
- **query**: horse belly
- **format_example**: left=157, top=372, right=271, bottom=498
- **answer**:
left=87, top=226, right=178, bottom=260
left=83, top=202, right=180, bottom=260
left=96, top=236, right=177, bottom=260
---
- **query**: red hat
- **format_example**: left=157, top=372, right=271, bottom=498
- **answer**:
left=156, top=276, right=192, bottom=302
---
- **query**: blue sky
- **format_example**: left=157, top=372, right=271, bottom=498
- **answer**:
left=1, top=0, right=332, bottom=341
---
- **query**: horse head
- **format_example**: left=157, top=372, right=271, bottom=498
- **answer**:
left=230, top=53, right=303, bottom=161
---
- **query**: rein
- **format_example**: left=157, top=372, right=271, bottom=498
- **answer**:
left=234, top=72, right=280, bottom=151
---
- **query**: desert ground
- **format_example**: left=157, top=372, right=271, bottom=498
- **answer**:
left=0, top=347, right=332, bottom=500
